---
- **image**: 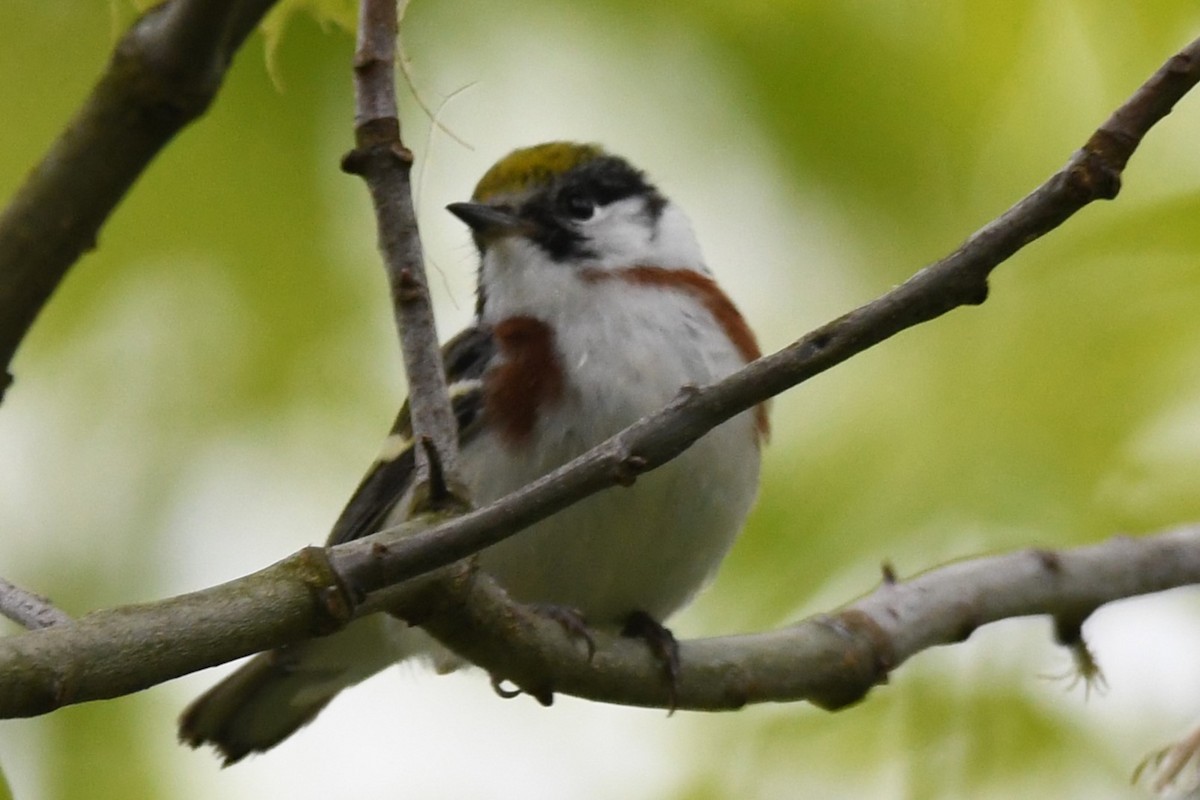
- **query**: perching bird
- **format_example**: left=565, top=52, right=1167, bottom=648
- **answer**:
left=180, top=141, right=767, bottom=764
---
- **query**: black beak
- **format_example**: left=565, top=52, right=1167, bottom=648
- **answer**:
left=446, top=202, right=528, bottom=237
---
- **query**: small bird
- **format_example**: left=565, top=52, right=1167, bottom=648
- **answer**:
left=179, top=142, right=767, bottom=764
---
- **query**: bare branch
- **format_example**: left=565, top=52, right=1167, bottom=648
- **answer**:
left=0, top=23, right=1198, bottom=727
left=0, top=546, right=353, bottom=718
left=340, top=0, right=461, bottom=493
left=403, top=526, right=1200, bottom=711
left=0, top=577, right=71, bottom=630
left=4, top=520, right=1200, bottom=718
left=0, top=0, right=280, bottom=401
left=331, top=36, right=1200, bottom=595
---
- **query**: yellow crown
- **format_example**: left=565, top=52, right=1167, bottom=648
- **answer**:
left=472, top=142, right=605, bottom=202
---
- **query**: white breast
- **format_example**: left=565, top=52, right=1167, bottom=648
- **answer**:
left=461, top=275, right=761, bottom=624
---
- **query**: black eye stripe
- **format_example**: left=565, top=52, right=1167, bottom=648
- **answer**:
left=493, top=155, right=667, bottom=262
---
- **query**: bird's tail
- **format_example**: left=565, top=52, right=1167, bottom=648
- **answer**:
left=179, top=615, right=423, bottom=765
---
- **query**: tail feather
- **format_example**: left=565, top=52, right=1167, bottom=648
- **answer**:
left=179, top=615, right=423, bottom=764
left=179, top=648, right=338, bottom=765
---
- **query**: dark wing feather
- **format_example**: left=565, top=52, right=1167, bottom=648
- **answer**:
left=325, top=326, right=495, bottom=546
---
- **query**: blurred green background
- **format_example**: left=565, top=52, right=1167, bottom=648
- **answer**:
left=3, top=1, right=1200, bottom=797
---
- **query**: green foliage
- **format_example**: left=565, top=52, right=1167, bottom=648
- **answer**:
left=3, top=1, right=1200, bottom=798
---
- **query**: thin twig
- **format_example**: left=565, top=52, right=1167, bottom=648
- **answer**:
left=1136, top=722, right=1200, bottom=793
left=340, top=0, right=461, bottom=494
left=396, top=0, right=473, bottom=150
left=0, top=577, right=71, bottom=630
left=331, top=35, right=1200, bottom=595
left=0, top=0, right=281, bottom=401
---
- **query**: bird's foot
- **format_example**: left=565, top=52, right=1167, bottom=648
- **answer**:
left=622, top=610, right=681, bottom=714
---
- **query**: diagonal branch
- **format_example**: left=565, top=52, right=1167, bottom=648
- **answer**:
left=0, top=0, right=280, bottom=401
left=331, top=35, right=1200, bottom=595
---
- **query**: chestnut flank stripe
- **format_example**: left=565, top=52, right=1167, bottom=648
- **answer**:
left=486, top=316, right=565, bottom=445
left=583, top=267, right=769, bottom=440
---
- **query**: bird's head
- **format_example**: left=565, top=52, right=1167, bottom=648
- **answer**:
left=447, top=142, right=706, bottom=318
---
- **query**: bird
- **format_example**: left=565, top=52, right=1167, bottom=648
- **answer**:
left=179, top=141, right=768, bottom=764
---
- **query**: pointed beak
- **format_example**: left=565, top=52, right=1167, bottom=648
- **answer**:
left=446, top=202, right=529, bottom=239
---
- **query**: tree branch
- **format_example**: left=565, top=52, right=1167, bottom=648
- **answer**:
left=0, top=0, right=280, bottom=401
left=340, top=0, right=461, bottom=495
left=0, top=22, right=1198, bottom=727
left=330, top=35, right=1200, bottom=596
left=4, top=520, right=1200, bottom=718
left=401, top=526, right=1200, bottom=711
left=0, top=546, right=353, bottom=717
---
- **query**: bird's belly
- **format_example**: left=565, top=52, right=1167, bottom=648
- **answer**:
left=463, top=284, right=763, bottom=625
left=460, top=407, right=760, bottom=626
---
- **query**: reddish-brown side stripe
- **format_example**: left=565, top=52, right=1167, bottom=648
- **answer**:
left=485, top=316, right=565, bottom=445
left=582, top=266, right=770, bottom=441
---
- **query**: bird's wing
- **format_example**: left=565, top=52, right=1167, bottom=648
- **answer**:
left=325, top=325, right=494, bottom=546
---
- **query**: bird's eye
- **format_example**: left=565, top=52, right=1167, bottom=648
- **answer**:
left=559, top=190, right=597, bottom=221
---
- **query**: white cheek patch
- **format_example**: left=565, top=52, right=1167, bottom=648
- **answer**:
left=579, top=199, right=706, bottom=273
